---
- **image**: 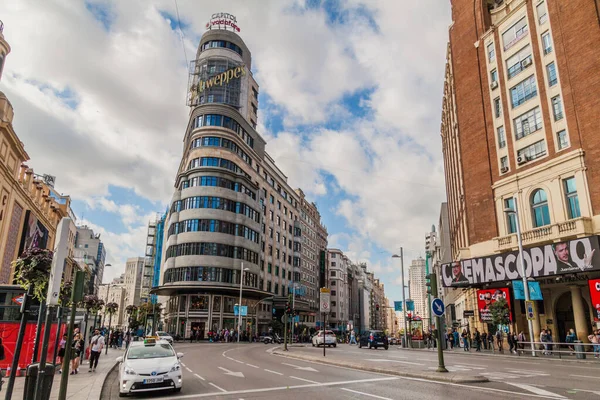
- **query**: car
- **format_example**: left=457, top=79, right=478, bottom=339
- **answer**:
left=116, top=338, right=183, bottom=397
left=155, top=331, right=174, bottom=344
left=359, top=330, right=389, bottom=350
left=312, top=330, right=337, bottom=347
left=389, top=337, right=398, bottom=345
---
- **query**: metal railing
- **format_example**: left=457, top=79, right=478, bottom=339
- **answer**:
left=516, top=341, right=600, bottom=359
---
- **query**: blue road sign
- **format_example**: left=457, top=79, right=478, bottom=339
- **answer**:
left=431, top=298, right=445, bottom=317
left=234, top=305, right=248, bottom=316
left=394, top=301, right=402, bottom=312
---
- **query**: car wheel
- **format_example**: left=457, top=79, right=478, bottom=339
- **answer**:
left=312, top=342, right=315, bottom=347
left=333, top=343, right=337, bottom=348
left=359, top=342, right=362, bottom=348
left=118, top=392, right=127, bottom=398
left=374, top=346, right=378, bottom=350
left=174, top=388, right=182, bottom=393
left=384, top=345, right=389, bottom=350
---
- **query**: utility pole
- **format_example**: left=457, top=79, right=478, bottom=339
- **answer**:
left=392, top=249, right=408, bottom=347
left=426, top=272, right=447, bottom=373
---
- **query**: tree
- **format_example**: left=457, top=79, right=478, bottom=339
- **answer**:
left=489, top=298, right=511, bottom=332
left=12, top=248, right=53, bottom=302
left=105, top=302, right=119, bottom=330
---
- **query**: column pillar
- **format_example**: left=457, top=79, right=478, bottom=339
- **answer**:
left=569, top=285, right=590, bottom=342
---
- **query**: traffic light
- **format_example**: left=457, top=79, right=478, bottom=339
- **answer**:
left=285, top=303, right=292, bottom=315
left=375, top=303, right=380, bottom=311
left=426, top=273, right=438, bottom=296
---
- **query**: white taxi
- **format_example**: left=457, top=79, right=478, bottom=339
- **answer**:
left=116, top=338, right=183, bottom=397
left=312, top=330, right=337, bottom=347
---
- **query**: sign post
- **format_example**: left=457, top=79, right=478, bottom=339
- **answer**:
left=525, top=300, right=535, bottom=321
left=320, top=288, right=330, bottom=357
left=431, top=295, right=448, bottom=373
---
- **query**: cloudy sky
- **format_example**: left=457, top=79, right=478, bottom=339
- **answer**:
left=0, top=0, right=451, bottom=305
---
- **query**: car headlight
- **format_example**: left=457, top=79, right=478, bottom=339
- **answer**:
left=170, top=363, right=181, bottom=372
left=124, top=366, right=137, bottom=375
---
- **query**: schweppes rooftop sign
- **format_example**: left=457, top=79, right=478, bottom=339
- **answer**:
left=196, top=65, right=246, bottom=93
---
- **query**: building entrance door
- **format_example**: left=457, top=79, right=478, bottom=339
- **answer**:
left=555, top=291, right=589, bottom=343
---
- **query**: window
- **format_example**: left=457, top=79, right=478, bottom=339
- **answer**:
left=487, top=43, right=495, bottom=62
left=331, top=262, right=336, bottom=267
left=267, top=281, right=271, bottom=292
left=497, top=126, right=506, bottom=148
left=270, top=195, right=274, bottom=204
left=331, top=280, right=336, bottom=287
left=494, top=97, right=502, bottom=118
left=331, top=253, right=336, bottom=258
left=510, top=75, right=537, bottom=108
left=331, top=290, right=337, bottom=297
left=564, top=177, right=581, bottom=219
left=500, top=156, right=509, bottom=171
left=274, top=283, right=279, bottom=295
left=330, top=271, right=336, bottom=277
left=551, top=96, right=563, bottom=121
left=506, top=45, right=532, bottom=79
left=275, top=265, right=279, bottom=276
left=518, top=140, right=547, bottom=161
left=490, top=69, right=498, bottom=84
left=542, top=32, right=553, bottom=55
left=514, top=107, right=543, bottom=139
left=505, top=198, right=517, bottom=234
left=269, top=210, right=274, bottom=221
left=531, top=189, right=551, bottom=227
left=537, top=2, right=548, bottom=25
left=268, top=263, right=272, bottom=273
left=546, top=62, right=558, bottom=86
left=557, top=130, right=569, bottom=150
left=502, top=17, right=528, bottom=50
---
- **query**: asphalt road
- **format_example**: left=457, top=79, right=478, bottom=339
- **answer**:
left=102, top=342, right=600, bottom=399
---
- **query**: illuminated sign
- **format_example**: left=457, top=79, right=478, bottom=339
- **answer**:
left=195, top=65, right=246, bottom=93
left=206, top=13, right=240, bottom=32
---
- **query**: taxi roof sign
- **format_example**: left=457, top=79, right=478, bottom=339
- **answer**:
left=144, top=337, right=157, bottom=345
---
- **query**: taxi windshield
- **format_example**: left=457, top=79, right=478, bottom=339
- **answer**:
left=126, top=344, right=175, bottom=359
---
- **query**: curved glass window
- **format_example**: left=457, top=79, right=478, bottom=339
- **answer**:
left=180, top=176, right=256, bottom=200
left=188, top=157, right=251, bottom=179
left=171, top=196, right=260, bottom=222
left=165, top=242, right=259, bottom=264
left=168, top=219, right=259, bottom=243
left=191, top=114, right=254, bottom=148
left=200, top=40, right=243, bottom=57
left=191, top=136, right=252, bottom=165
left=531, top=189, right=551, bottom=227
left=164, top=266, right=258, bottom=288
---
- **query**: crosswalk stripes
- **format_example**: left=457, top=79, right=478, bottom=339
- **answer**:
left=481, top=370, right=550, bottom=381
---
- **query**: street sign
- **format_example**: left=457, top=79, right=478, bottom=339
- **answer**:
left=463, top=310, right=475, bottom=317
left=234, top=305, right=248, bottom=316
left=406, top=300, right=414, bottom=311
left=394, top=301, right=402, bottom=311
left=320, top=288, right=330, bottom=313
left=432, top=298, right=445, bottom=317
left=525, top=300, right=535, bottom=320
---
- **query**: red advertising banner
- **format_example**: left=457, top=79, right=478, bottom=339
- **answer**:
left=477, top=288, right=512, bottom=322
left=589, top=279, right=600, bottom=318
left=0, top=322, right=66, bottom=370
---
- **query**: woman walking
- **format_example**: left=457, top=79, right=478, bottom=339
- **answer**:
left=57, top=334, right=67, bottom=373
left=71, top=332, right=84, bottom=375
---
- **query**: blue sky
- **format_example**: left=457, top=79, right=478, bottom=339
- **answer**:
left=0, top=0, right=451, bottom=304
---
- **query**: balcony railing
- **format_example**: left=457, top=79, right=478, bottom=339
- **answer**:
left=494, top=217, right=594, bottom=251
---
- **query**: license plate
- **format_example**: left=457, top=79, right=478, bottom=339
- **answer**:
left=143, top=376, right=164, bottom=384
left=377, top=342, right=384, bottom=345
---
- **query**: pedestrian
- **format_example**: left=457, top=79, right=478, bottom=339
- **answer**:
left=496, top=330, right=503, bottom=352
left=350, top=330, right=357, bottom=345
left=125, top=330, right=131, bottom=348
left=448, top=330, right=454, bottom=349
left=71, top=333, right=84, bottom=375
left=57, top=334, right=67, bottom=373
left=482, top=331, right=488, bottom=350
left=517, top=331, right=526, bottom=351
left=588, top=329, right=600, bottom=358
left=547, top=329, right=554, bottom=355
left=512, top=331, right=518, bottom=354
left=88, top=329, right=105, bottom=372
left=566, top=328, right=576, bottom=353
left=474, top=328, right=481, bottom=351
left=461, top=329, right=469, bottom=351
left=453, top=330, right=460, bottom=349
left=508, top=331, right=515, bottom=354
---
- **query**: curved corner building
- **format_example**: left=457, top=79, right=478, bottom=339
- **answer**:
left=154, top=23, right=269, bottom=339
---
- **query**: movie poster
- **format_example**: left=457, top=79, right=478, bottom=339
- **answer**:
left=589, top=279, right=600, bottom=315
left=18, top=210, right=49, bottom=255
left=441, top=236, right=600, bottom=287
left=477, top=288, right=512, bottom=322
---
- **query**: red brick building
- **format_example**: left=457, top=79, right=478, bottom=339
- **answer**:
left=440, top=0, right=600, bottom=343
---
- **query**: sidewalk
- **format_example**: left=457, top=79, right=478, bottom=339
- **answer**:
left=272, top=347, right=488, bottom=384
left=8, top=348, right=121, bottom=400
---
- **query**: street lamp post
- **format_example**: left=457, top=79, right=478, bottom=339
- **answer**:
left=238, top=263, right=250, bottom=343
left=392, top=248, right=408, bottom=348
left=504, top=196, right=536, bottom=356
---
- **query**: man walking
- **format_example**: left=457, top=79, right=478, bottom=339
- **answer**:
left=88, top=329, right=105, bottom=372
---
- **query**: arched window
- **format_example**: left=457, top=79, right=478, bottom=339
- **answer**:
left=531, top=189, right=551, bottom=227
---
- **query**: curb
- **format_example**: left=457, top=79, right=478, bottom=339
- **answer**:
left=93, top=360, right=119, bottom=400
left=272, top=350, right=489, bottom=384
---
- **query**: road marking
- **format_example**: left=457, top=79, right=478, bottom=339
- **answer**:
left=263, top=369, right=283, bottom=375
left=364, top=359, right=423, bottom=366
left=218, top=366, right=245, bottom=378
left=180, top=362, right=186, bottom=367
left=570, top=374, right=598, bottom=379
left=281, top=362, right=319, bottom=372
left=505, top=382, right=565, bottom=399
left=234, top=360, right=244, bottom=364
left=185, top=367, right=193, bottom=373
left=246, top=363, right=259, bottom=368
left=507, top=370, right=549, bottom=376
left=194, top=373, right=205, bottom=381
left=341, top=388, right=393, bottom=400
left=289, top=376, right=318, bottom=384
left=209, top=382, right=227, bottom=392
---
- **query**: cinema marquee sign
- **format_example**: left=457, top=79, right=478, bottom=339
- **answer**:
left=206, top=13, right=241, bottom=32
left=442, top=236, right=600, bottom=288
left=196, top=65, right=246, bottom=94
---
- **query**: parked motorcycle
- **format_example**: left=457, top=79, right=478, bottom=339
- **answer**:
left=263, top=334, right=283, bottom=344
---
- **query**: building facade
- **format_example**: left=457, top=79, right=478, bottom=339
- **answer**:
left=441, top=0, right=600, bottom=341
left=75, top=226, right=106, bottom=295
left=409, top=258, right=427, bottom=322
left=98, top=283, right=126, bottom=328
left=124, top=257, right=144, bottom=307
left=153, top=17, right=327, bottom=339
left=327, top=249, right=349, bottom=330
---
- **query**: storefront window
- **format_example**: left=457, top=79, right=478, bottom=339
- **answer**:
left=189, top=295, right=209, bottom=311
left=179, top=295, right=186, bottom=311
left=224, top=297, right=236, bottom=313
left=213, top=295, right=222, bottom=312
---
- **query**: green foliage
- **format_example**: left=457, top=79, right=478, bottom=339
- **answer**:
left=13, top=248, right=53, bottom=302
left=59, top=280, right=73, bottom=306
left=489, top=298, right=511, bottom=328
left=105, top=302, right=119, bottom=315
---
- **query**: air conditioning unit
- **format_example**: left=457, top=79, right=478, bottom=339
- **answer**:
left=517, top=155, right=529, bottom=165
left=490, top=81, right=499, bottom=89
left=501, top=167, right=509, bottom=173
left=521, top=58, right=533, bottom=68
